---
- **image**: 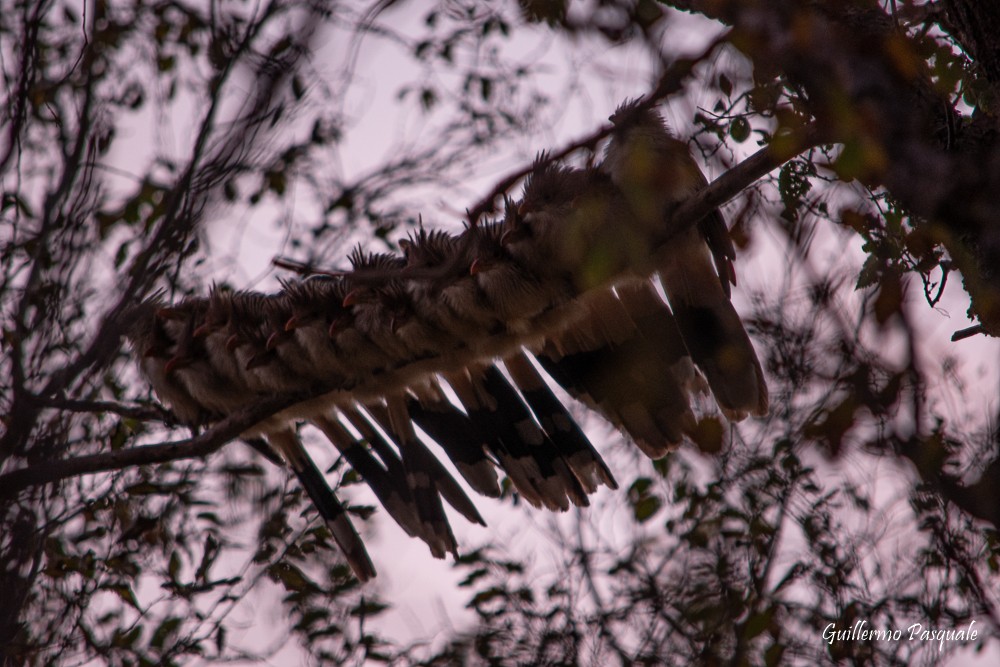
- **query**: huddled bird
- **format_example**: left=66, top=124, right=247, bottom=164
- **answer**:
left=124, top=100, right=768, bottom=582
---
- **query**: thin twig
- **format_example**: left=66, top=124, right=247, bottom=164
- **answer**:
left=24, top=394, right=173, bottom=423
left=0, top=393, right=305, bottom=499
left=951, top=324, right=985, bottom=342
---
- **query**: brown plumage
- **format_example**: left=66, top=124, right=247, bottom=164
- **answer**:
left=603, top=99, right=767, bottom=418
left=126, top=99, right=770, bottom=582
left=266, top=426, right=377, bottom=582
left=126, top=299, right=207, bottom=426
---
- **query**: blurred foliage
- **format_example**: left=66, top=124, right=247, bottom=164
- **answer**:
left=3, top=0, right=1000, bottom=666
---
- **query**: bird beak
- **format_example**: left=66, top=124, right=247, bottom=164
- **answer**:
left=469, top=258, right=483, bottom=275
left=225, top=334, right=242, bottom=352
left=192, top=322, right=213, bottom=338
left=284, top=315, right=300, bottom=332
left=342, top=288, right=364, bottom=307
left=155, top=307, right=185, bottom=321
left=164, top=355, right=183, bottom=375
left=265, top=331, right=283, bottom=351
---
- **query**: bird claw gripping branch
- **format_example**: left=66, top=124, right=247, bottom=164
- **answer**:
left=124, top=101, right=768, bottom=581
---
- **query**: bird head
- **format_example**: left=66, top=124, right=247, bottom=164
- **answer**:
left=468, top=221, right=507, bottom=275
left=194, top=288, right=235, bottom=338
left=283, top=276, right=341, bottom=331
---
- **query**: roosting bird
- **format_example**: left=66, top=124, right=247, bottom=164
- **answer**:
left=124, top=100, right=768, bottom=582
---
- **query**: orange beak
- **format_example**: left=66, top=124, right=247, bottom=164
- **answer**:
left=155, top=306, right=185, bottom=321
left=329, top=314, right=352, bottom=337
left=164, top=355, right=183, bottom=375
left=342, top=288, right=364, bottom=307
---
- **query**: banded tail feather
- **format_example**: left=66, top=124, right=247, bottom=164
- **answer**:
left=124, top=99, right=769, bottom=581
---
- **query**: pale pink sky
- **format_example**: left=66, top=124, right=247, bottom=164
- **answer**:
left=121, top=2, right=1000, bottom=663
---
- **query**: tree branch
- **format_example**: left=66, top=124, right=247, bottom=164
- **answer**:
left=23, top=394, right=173, bottom=423
left=667, top=0, right=1000, bottom=333
left=673, top=123, right=825, bottom=231
left=0, top=393, right=305, bottom=499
